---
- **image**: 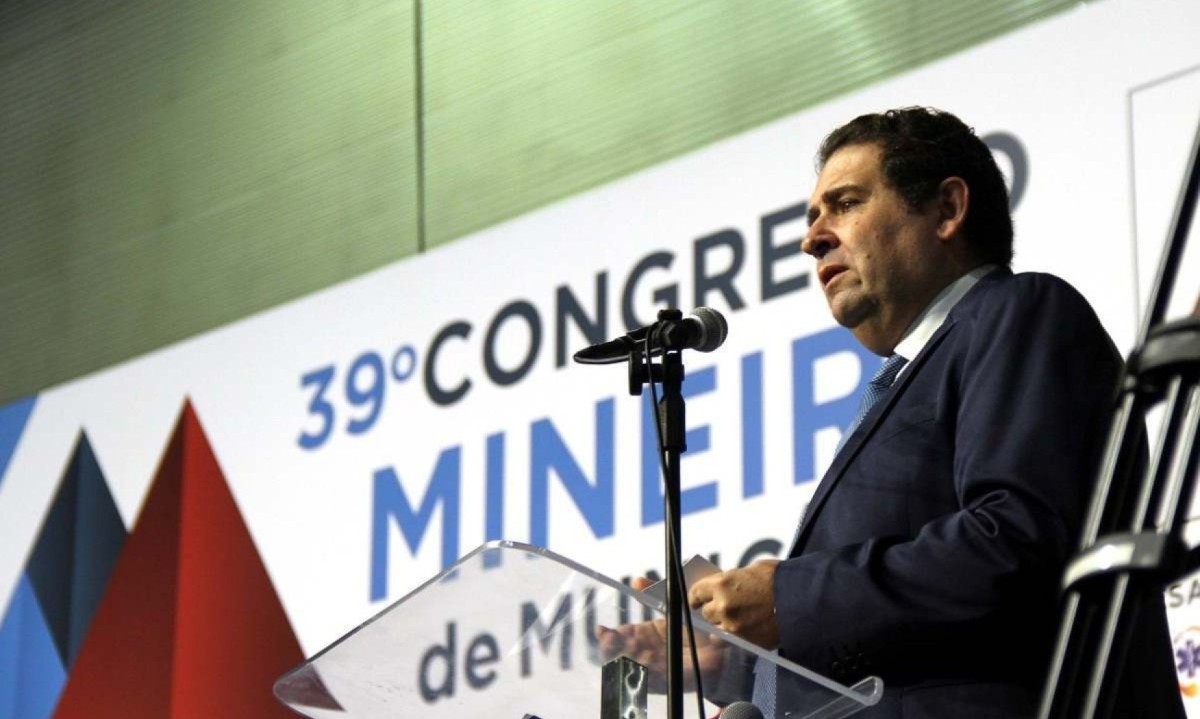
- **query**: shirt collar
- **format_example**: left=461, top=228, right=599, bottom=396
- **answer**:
left=893, top=264, right=996, bottom=366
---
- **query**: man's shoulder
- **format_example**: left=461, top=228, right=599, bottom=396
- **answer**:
left=954, top=269, right=1098, bottom=323
left=941, top=270, right=1120, bottom=370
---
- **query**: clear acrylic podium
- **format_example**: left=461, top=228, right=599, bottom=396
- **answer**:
left=274, top=541, right=882, bottom=718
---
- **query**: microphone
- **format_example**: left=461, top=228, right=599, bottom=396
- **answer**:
left=719, top=701, right=764, bottom=719
left=572, top=307, right=728, bottom=365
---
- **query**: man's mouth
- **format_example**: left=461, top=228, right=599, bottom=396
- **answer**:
left=818, top=264, right=847, bottom=288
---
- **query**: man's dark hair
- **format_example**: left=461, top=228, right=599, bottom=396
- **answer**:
left=818, top=107, right=1014, bottom=267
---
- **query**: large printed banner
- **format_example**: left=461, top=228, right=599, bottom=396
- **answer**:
left=1, top=0, right=1199, bottom=715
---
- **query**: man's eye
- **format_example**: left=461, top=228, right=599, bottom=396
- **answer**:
left=837, top=199, right=859, bottom=211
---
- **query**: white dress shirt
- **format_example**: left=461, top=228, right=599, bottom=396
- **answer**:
left=893, top=264, right=997, bottom=373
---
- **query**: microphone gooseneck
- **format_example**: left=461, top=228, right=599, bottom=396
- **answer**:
left=572, top=307, right=728, bottom=365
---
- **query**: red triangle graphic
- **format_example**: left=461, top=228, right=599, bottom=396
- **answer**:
left=54, top=402, right=310, bottom=718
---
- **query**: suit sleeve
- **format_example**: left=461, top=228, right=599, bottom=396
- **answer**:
left=772, top=275, right=1122, bottom=681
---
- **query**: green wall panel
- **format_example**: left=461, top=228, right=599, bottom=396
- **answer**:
left=1, top=0, right=417, bottom=401
left=0, top=0, right=1077, bottom=403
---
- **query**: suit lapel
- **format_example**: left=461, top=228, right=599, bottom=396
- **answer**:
left=788, top=317, right=958, bottom=556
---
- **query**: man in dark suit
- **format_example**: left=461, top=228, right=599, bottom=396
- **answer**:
left=686, top=108, right=1184, bottom=717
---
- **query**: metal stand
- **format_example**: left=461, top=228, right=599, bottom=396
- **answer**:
left=601, top=656, right=649, bottom=719
left=1038, top=118, right=1200, bottom=718
left=628, top=309, right=689, bottom=719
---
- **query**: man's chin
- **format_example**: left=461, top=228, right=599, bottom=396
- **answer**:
left=829, top=299, right=866, bottom=330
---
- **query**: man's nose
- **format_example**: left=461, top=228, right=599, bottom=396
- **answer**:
left=801, top=222, right=838, bottom=259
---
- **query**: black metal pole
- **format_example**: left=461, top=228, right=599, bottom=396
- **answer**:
left=1038, top=116, right=1200, bottom=718
left=1138, top=113, right=1200, bottom=341
left=659, top=348, right=687, bottom=719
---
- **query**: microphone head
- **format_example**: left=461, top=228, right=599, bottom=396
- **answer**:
left=720, top=701, right=764, bottom=719
left=572, top=307, right=728, bottom=364
left=691, top=306, right=728, bottom=353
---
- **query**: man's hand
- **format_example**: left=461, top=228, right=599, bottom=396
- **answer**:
left=687, top=560, right=781, bottom=649
left=596, top=577, right=667, bottom=668
left=595, top=576, right=726, bottom=693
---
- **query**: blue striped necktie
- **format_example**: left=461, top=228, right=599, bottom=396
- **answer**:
left=753, top=353, right=908, bottom=717
left=836, top=353, right=909, bottom=454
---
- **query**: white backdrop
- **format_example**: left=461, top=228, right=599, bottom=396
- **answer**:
left=2, top=0, right=1199, bottom=711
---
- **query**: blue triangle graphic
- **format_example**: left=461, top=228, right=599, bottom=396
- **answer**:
left=27, top=434, right=127, bottom=667
left=0, top=396, right=36, bottom=490
left=0, top=574, right=67, bottom=719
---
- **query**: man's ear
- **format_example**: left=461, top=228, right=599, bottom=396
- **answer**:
left=936, top=177, right=969, bottom=241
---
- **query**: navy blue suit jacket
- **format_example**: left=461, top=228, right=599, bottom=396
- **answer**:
left=771, top=270, right=1183, bottom=718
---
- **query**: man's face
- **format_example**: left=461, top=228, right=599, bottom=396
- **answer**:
left=802, top=143, right=954, bottom=355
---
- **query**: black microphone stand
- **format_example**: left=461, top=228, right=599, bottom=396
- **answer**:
left=628, top=309, right=689, bottom=719
left=1038, top=117, right=1200, bottom=717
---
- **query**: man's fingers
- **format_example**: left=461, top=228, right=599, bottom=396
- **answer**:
left=631, top=576, right=653, bottom=591
left=699, top=601, right=721, bottom=627
left=688, top=574, right=717, bottom=608
left=595, top=626, right=625, bottom=659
